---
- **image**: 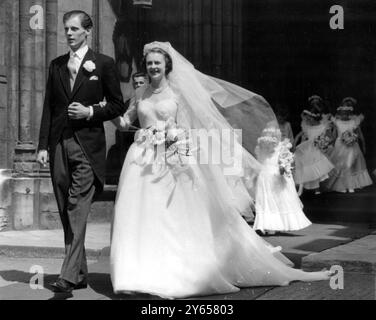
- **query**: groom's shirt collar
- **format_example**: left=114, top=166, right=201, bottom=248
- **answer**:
left=69, top=45, right=89, bottom=62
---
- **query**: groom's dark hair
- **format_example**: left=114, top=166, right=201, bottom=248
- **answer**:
left=63, top=10, right=93, bottom=30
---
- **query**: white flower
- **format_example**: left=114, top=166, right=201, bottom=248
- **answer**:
left=83, top=60, right=96, bottom=73
left=135, top=129, right=153, bottom=144
left=166, top=128, right=178, bottom=142
left=167, top=128, right=184, bottom=142
left=153, top=131, right=166, bottom=145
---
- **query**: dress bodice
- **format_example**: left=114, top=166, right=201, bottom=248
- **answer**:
left=334, top=118, right=359, bottom=136
left=137, top=95, right=178, bottom=129
left=302, top=122, right=327, bottom=141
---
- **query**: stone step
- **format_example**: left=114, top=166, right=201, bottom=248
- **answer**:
left=0, top=223, right=111, bottom=259
left=301, top=232, right=376, bottom=274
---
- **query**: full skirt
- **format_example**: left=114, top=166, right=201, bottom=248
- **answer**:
left=294, top=141, right=335, bottom=189
left=254, top=166, right=312, bottom=232
left=110, top=142, right=329, bottom=299
left=324, top=140, right=372, bottom=192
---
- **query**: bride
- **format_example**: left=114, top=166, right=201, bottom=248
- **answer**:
left=110, top=41, right=331, bottom=299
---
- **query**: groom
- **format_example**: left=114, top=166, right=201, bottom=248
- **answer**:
left=37, top=10, right=126, bottom=293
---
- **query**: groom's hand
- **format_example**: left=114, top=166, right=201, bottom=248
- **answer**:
left=37, top=150, right=48, bottom=167
left=68, top=102, right=90, bottom=120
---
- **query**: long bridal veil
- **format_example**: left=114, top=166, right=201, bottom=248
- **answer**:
left=143, top=42, right=278, bottom=200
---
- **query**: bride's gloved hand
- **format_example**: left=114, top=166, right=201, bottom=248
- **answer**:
left=111, top=100, right=138, bottom=132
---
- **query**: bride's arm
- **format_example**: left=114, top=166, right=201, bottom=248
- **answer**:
left=111, top=98, right=138, bottom=131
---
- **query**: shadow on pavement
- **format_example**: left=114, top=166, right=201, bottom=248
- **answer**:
left=83, top=271, right=163, bottom=300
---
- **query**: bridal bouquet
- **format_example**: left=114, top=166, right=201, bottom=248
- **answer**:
left=313, top=132, right=332, bottom=153
left=135, top=117, right=193, bottom=167
left=341, top=130, right=358, bottom=147
left=278, top=139, right=294, bottom=178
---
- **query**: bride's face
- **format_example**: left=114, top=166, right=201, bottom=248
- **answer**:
left=146, top=52, right=166, bottom=82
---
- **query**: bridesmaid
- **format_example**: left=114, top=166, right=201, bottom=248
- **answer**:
left=324, top=97, right=373, bottom=193
left=293, top=106, right=335, bottom=195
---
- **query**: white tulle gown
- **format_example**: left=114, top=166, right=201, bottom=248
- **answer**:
left=110, top=88, right=330, bottom=299
left=253, top=142, right=312, bottom=232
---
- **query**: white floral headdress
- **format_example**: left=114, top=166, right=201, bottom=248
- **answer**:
left=308, top=95, right=323, bottom=103
left=257, top=136, right=279, bottom=144
left=302, top=109, right=321, bottom=119
left=337, top=106, right=354, bottom=112
left=258, top=127, right=281, bottom=145
left=261, top=127, right=281, bottom=138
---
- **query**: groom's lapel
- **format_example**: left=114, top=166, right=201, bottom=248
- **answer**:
left=58, top=53, right=71, bottom=99
left=70, top=49, right=97, bottom=99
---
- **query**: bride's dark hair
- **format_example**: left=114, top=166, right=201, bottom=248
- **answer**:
left=142, top=48, right=173, bottom=76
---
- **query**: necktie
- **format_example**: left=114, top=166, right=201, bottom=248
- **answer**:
left=67, top=53, right=79, bottom=90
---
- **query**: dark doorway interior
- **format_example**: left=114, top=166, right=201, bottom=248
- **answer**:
left=241, top=0, right=376, bottom=168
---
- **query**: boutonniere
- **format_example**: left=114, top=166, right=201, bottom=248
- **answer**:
left=83, top=60, right=96, bottom=73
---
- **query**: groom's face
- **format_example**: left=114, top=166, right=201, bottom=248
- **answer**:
left=64, top=15, right=91, bottom=51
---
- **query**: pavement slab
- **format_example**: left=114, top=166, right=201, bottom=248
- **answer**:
left=302, top=234, right=376, bottom=274
left=256, top=272, right=375, bottom=300
left=261, top=223, right=373, bottom=267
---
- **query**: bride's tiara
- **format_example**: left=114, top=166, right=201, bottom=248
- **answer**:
left=143, top=41, right=172, bottom=56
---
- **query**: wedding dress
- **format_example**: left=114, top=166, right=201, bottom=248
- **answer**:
left=110, top=42, right=330, bottom=299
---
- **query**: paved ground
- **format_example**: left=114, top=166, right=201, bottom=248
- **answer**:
left=0, top=222, right=375, bottom=300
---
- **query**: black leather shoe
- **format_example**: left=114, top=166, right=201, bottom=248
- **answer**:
left=50, top=279, right=74, bottom=293
left=74, top=280, right=88, bottom=290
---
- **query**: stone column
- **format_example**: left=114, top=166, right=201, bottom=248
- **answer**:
left=46, top=0, right=58, bottom=66
left=92, top=0, right=100, bottom=52
left=0, top=1, right=8, bottom=169
left=6, top=0, right=19, bottom=169
left=33, top=0, right=47, bottom=155
left=14, top=0, right=45, bottom=174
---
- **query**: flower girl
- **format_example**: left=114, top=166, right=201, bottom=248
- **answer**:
left=324, top=97, right=373, bottom=193
left=293, top=107, right=335, bottom=195
left=253, top=127, right=312, bottom=235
